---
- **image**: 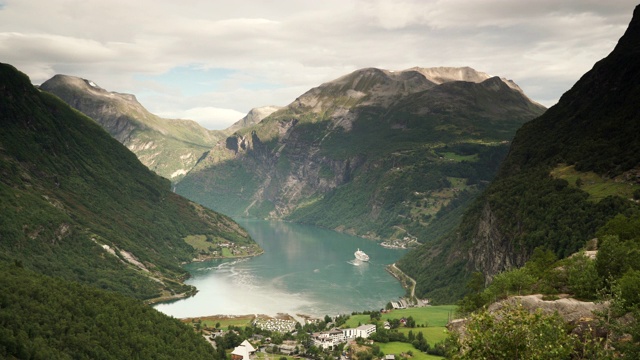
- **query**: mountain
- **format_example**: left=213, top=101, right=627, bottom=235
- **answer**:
left=225, top=105, right=283, bottom=134
left=397, top=6, right=640, bottom=303
left=39, top=75, right=223, bottom=181
left=176, top=66, right=545, bottom=242
left=0, top=63, right=258, bottom=300
left=0, top=262, right=218, bottom=359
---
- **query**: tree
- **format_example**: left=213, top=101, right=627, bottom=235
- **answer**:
left=405, top=316, right=416, bottom=328
left=448, top=303, right=575, bottom=360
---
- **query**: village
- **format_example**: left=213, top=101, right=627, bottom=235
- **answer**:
left=185, top=302, right=455, bottom=360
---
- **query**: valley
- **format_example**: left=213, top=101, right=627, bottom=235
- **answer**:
left=1, top=3, right=640, bottom=358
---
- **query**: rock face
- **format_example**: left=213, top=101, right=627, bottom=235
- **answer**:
left=177, top=66, right=545, bottom=242
left=226, top=106, right=282, bottom=134
left=488, top=295, right=607, bottom=324
left=398, top=5, right=640, bottom=303
left=448, top=294, right=609, bottom=342
left=40, top=75, right=222, bottom=181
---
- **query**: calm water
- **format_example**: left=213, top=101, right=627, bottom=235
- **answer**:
left=154, top=219, right=407, bottom=318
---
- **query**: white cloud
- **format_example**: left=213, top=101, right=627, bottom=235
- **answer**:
left=158, top=107, right=246, bottom=130
left=0, top=0, right=637, bottom=127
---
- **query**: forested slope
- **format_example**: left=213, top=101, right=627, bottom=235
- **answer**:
left=0, top=263, right=218, bottom=359
left=398, top=6, right=640, bottom=303
left=0, top=63, right=256, bottom=300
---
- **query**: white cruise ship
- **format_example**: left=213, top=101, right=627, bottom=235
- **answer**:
left=354, top=248, right=370, bottom=262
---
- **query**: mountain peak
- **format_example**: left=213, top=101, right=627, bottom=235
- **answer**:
left=292, top=65, right=531, bottom=114
left=404, top=66, right=491, bottom=84
left=41, top=74, right=139, bottom=104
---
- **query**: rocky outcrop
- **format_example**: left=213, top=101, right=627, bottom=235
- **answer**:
left=468, top=203, right=528, bottom=283
left=488, top=295, right=608, bottom=324
left=448, top=294, right=609, bottom=342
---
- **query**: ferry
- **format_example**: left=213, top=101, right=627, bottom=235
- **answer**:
left=354, top=248, right=370, bottom=262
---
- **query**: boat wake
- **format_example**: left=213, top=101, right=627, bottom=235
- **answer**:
left=347, top=259, right=370, bottom=266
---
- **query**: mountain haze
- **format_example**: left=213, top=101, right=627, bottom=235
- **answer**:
left=398, top=7, right=640, bottom=303
left=177, top=66, right=545, bottom=242
left=40, top=75, right=223, bottom=181
left=0, top=63, right=257, bottom=300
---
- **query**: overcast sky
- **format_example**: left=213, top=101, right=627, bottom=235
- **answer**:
left=1, top=1, right=637, bottom=129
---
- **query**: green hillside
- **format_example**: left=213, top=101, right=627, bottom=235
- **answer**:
left=0, top=63, right=258, bottom=300
left=397, top=6, right=640, bottom=303
left=0, top=262, right=219, bottom=359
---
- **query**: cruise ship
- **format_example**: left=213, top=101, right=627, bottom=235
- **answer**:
left=354, top=248, right=370, bottom=262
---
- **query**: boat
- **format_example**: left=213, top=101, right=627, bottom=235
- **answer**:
left=354, top=248, right=370, bottom=262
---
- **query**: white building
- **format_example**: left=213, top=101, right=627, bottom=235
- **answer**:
left=231, top=340, right=256, bottom=360
left=312, top=329, right=346, bottom=349
left=342, top=324, right=376, bottom=339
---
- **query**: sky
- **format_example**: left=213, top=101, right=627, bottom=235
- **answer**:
left=0, top=1, right=637, bottom=129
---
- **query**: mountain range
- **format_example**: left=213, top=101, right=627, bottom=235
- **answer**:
left=32, top=11, right=640, bottom=306
left=0, top=63, right=257, bottom=301
left=44, top=66, right=541, bottom=245
left=397, top=5, right=640, bottom=302
left=178, top=66, right=545, bottom=243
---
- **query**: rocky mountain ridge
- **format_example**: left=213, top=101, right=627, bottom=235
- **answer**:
left=40, top=75, right=223, bottom=181
left=177, top=66, right=545, bottom=242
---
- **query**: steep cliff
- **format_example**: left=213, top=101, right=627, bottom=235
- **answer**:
left=398, top=6, right=640, bottom=302
left=178, top=66, right=545, bottom=242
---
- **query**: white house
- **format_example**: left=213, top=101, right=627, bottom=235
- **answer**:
left=231, top=340, right=256, bottom=360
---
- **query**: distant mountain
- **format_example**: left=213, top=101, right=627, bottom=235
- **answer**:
left=176, top=66, right=545, bottom=242
left=39, top=75, right=223, bottom=181
left=0, top=63, right=258, bottom=300
left=225, top=105, right=283, bottom=134
left=397, top=7, right=640, bottom=303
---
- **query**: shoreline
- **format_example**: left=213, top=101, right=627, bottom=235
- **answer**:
left=147, top=249, right=265, bottom=305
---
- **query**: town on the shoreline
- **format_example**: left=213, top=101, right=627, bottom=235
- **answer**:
left=184, top=303, right=455, bottom=360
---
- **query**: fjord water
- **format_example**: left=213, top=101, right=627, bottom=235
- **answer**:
left=154, top=219, right=407, bottom=318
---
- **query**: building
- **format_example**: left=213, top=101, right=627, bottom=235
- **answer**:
left=231, top=340, right=256, bottom=360
left=312, top=329, right=346, bottom=349
left=342, top=324, right=376, bottom=339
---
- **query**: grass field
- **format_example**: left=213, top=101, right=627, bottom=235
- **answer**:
left=344, top=306, right=456, bottom=346
left=396, top=327, right=448, bottom=344
left=184, top=235, right=211, bottom=251
left=551, top=164, right=640, bottom=201
left=345, top=306, right=457, bottom=328
left=377, top=342, right=444, bottom=360
left=183, top=315, right=254, bottom=329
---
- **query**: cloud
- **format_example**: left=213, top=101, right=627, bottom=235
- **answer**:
left=0, top=0, right=637, bottom=127
left=157, top=106, right=246, bottom=130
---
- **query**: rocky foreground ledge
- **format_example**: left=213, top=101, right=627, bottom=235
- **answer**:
left=448, top=294, right=609, bottom=339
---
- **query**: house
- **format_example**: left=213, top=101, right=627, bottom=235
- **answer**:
left=231, top=340, right=256, bottom=360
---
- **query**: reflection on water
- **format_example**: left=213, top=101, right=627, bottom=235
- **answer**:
left=154, top=219, right=407, bottom=318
